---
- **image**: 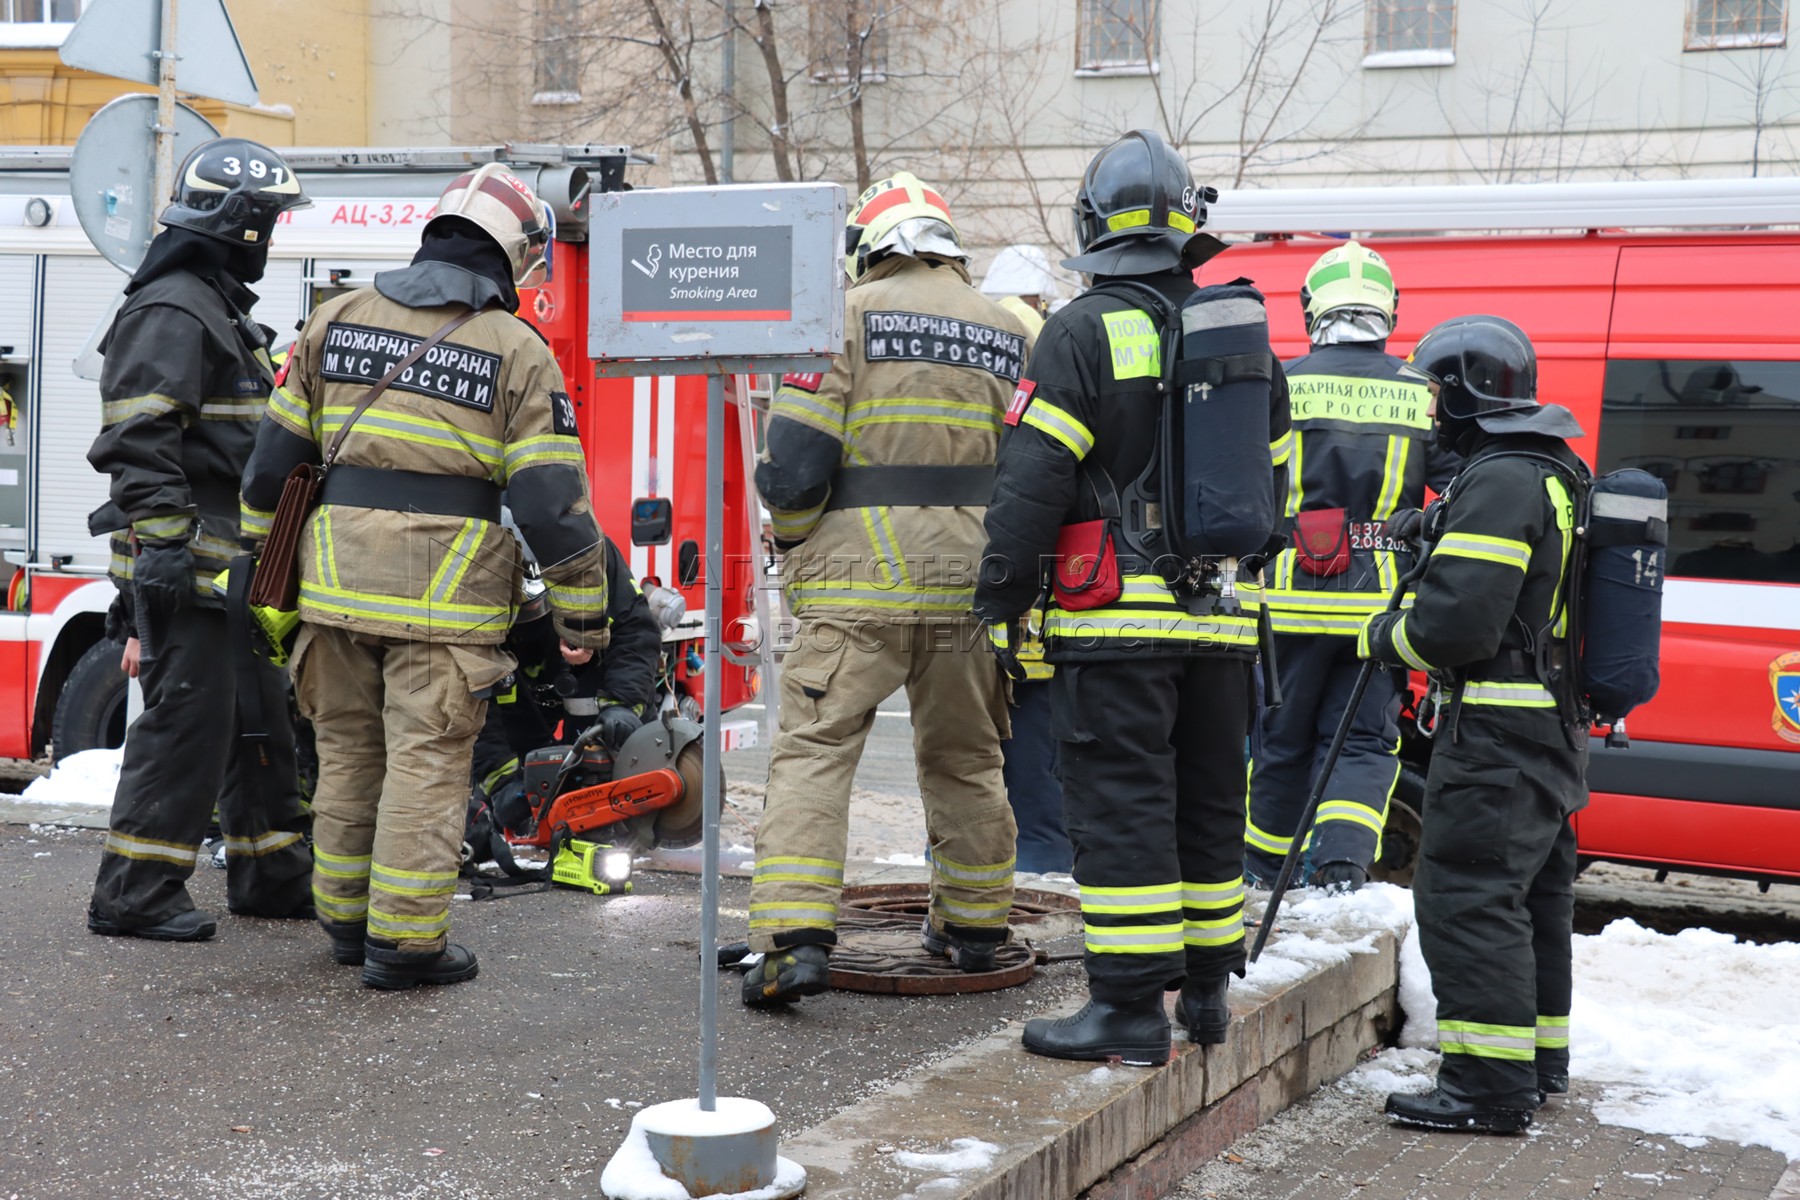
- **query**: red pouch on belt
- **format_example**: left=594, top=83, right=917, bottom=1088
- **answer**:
left=1053, top=520, right=1123, bottom=610
left=1293, top=507, right=1351, bottom=577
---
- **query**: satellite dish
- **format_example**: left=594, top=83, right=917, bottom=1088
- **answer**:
left=70, top=94, right=220, bottom=273
left=60, top=0, right=260, bottom=109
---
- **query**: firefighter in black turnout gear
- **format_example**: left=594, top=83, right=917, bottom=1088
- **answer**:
left=1360, top=316, right=1589, bottom=1134
left=86, top=138, right=314, bottom=941
left=471, top=539, right=661, bottom=834
left=1244, top=242, right=1461, bottom=893
left=977, top=131, right=1291, bottom=1066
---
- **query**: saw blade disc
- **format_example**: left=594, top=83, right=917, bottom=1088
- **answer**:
left=654, top=742, right=706, bottom=848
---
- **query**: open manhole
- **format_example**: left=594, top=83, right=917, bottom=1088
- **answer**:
left=827, top=883, right=1082, bottom=995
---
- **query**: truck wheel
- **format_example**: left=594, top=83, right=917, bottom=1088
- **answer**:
left=1372, top=764, right=1427, bottom=887
left=52, top=638, right=130, bottom=762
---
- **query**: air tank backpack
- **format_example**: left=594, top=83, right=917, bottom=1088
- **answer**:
left=1052, top=278, right=1278, bottom=611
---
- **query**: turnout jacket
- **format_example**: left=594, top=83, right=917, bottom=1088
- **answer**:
left=89, top=270, right=275, bottom=607
left=241, top=262, right=610, bottom=647
left=975, top=270, right=1292, bottom=661
left=1359, top=427, right=1587, bottom=744
left=1269, top=341, right=1461, bottom=634
left=755, top=253, right=1030, bottom=622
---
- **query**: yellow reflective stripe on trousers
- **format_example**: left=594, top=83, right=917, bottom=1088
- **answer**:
left=1244, top=816, right=1294, bottom=856
left=1020, top=399, right=1095, bottom=459
left=1390, top=614, right=1434, bottom=672
left=1182, top=878, right=1245, bottom=910
left=1437, top=1019, right=1536, bottom=1060
left=752, top=856, right=845, bottom=886
left=1080, top=883, right=1181, bottom=914
left=937, top=897, right=1012, bottom=925
left=1461, top=680, right=1557, bottom=708
left=103, top=831, right=200, bottom=866
left=369, top=864, right=459, bottom=897
left=1536, top=1014, right=1570, bottom=1049
left=1183, top=913, right=1245, bottom=946
left=1084, top=923, right=1184, bottom=953
left=932, top=852, right=1015, bottom=887
left=1435, top=532, right=1532, bottom=571
left=102, top=393, right=184, bottom=425
left=748, top=900, right=837, bottom=930
left=224, top=831, right=305, bottom=857
left=314, top=848, right=372, bottom=879
left=312, top=888, right=368, bottom=921
left=770, top=391, right=846, bottom=439
left=367, top=909, right=451, bottom=939
left=1314, top=799, right=1386, bottom=836
left=1102, top=308, right=1160, bottom=380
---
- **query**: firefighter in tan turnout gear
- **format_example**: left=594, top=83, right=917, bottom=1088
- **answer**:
left=742, top=173, right=1028, bottom=1006
left=242, top=165, right=611, bottom=989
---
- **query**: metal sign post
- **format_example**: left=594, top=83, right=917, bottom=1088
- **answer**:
left=592, top=183, right=844, bottom=1200
left=152, top=0, right=179, bottom=228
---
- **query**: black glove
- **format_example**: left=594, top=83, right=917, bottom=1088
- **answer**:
left=985, top=620, right=1028, bottom=683
left=594, top=702, right=645, bottom=751
left=1384, top=507, right=1426, bottom=550
left=134, top=541, right=194, bottom=614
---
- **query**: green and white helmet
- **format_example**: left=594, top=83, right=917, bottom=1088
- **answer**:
left=1300, top=240, right=1397, bottom=337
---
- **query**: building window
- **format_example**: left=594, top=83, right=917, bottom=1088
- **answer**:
left=1077, top=0, right=1158, bottom=76
left=1687, top=0, right=1787, bottom=49
left=1363, top=0, right=1456, bottom=68
left=1, top=0, right=81, bottom=20
left=810, top=1, right=891, bottom=84
left=533, top=0, right=582, bottom=103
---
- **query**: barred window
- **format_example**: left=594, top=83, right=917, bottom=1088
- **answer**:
left=534, top=0, right=582, bottom=102
left=1366, top=0, right=1455, bottom=54
left=810, top=0, right=891, bottom=84
left=1077, top=0, right=1158, bottom=73
left=1687, top=0, right=1786, bottom=48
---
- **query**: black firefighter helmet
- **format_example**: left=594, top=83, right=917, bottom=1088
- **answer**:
left=1065, top=129, right=1224, bottom=277
left=159, top=137, right=310, bottom=248
left=1404, top=315, right=1583, bottom=450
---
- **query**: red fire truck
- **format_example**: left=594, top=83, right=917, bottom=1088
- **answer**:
left=1205, top=179, right=1800, bottom=887
left=0, top=145, right=765, bottom=763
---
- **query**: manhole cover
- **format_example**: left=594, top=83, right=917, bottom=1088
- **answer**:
left=823, top=883, right=1081, bottom=995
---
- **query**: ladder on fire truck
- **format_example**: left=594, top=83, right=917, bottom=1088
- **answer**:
left=1203, top=176, right=1800, bottom=235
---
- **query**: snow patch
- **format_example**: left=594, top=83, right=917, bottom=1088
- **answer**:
left=891, top=1137, right=1001, bottom=1173
left=873, top=853, right=928, bottom=867
left=1241, top=882, right=1414, bottom=998
left=1396, top=917, right=1438, bottom=1049
left=598, top=1100, right=802, bottom=1200
left=1335, top=1047, right=1438, bottom=1097
left=20, top=748, right=121, bottom=809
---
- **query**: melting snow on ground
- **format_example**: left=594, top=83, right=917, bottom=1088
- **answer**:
left=597, top=1098, right=804, bottom=1200
left=19, top=747, right=121, bottom=809
left=891, top=1137, right=1000, bottom=1172
left=1280, top=881, right=1800, bottom=1157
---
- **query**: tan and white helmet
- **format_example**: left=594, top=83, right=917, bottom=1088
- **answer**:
left=427, top=163, right=554, bottom=288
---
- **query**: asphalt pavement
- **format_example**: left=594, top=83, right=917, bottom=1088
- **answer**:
left=0, top=808, right=1083, bottom=1197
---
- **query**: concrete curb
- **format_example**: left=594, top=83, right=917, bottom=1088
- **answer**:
left=782, top=927, right=1400, bottom=1199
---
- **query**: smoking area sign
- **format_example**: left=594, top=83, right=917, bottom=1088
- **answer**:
left=589, top=183, right=846, bottom=366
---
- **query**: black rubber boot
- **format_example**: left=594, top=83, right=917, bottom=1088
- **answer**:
left=1022, top=995, right=1171, bottom=1067
left=1176, top=975, right=1231, bottom=1045
left=741, top=945, right=832, bottom=1007
left=87, top=907, right=217, bottom=942
left=230, top=901, right=317, bottom=920
left=1384, top=1087, right=1533, bottom=1134
left=1310, top=861, right=1368, bottom=893
left=360, top=941, right=479, bottom=990
left=320, top=921, right=366, bottom=966
left=1536, top=1071, right=1569, bottom=1106
left=919, top=918, right=999, bottom=973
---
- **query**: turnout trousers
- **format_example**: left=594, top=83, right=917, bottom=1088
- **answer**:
left=91, top=603, right=311, bottom=926
left=1414, top=707, right=1585, bottom=1107
left=1051, top=655, right=1254, bottom=1001
left=1001, top=680, right=1072, bottom=874
left=292, top=624, right=509, bottom=955
left=749, top=617, right=1016, bottom=952
left=1245, top=633, right=1402, bottom=882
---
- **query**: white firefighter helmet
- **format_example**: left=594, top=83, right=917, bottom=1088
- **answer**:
left=843, top=171, right=964, bottom=281
left=426, top=163, right=554, bottom=288
left=980, top=244, right=1060, bottom=300
left=1301, top=240, right=1398, bottom=337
